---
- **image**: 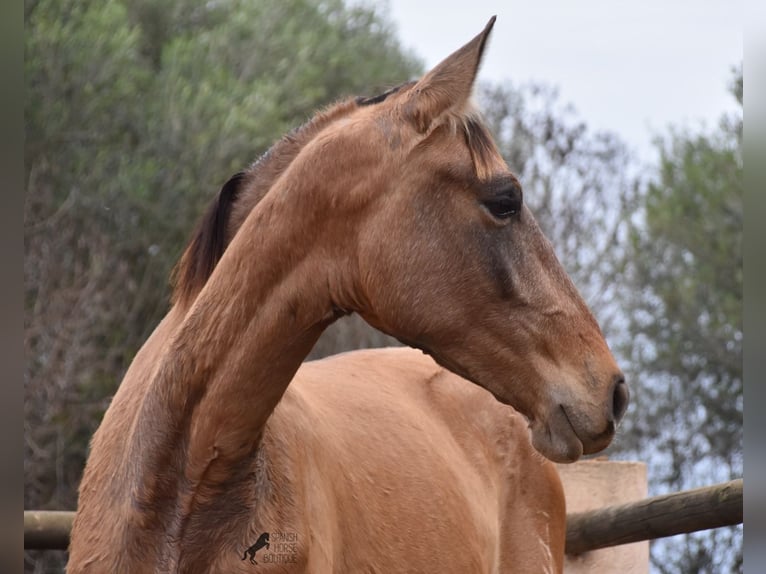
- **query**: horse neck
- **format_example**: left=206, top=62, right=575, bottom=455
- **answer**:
left=125, top=190, right=349, bottom=555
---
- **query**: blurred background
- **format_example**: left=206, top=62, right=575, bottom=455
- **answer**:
left=24, top=0, right=742, bottom=572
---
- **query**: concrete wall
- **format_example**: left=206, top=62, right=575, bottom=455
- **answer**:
left=558, top=459, right=648, bottom=574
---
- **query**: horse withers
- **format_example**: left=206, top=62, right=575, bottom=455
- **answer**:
left=69, top=17, right=627, bottom=573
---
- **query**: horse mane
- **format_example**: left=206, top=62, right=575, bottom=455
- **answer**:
left=170, top=170, right=248, bottom=307
left=170, top=84, right=502, bottom=307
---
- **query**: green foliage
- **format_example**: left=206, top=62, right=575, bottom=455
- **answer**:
left=619, top=65, right=743, bottom=573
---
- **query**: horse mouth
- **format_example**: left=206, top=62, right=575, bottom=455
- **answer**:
left=466, top=377, right=587, bottom=463
left=549, top=403, right=617, bottom=460
left=528, top=405, right=585, bottom=463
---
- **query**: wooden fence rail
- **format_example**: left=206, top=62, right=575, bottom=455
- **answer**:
left=24, top=510, right=72, bottom=551
left=25, top=479, right=743, bottom=553
left=565, top=478, right=742, bottom=555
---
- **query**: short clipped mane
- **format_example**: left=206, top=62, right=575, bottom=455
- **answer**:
left=170, top=98, right=360, bottom=307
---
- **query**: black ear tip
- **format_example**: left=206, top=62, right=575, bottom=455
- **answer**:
left=476, top=16, right=496, bottom=57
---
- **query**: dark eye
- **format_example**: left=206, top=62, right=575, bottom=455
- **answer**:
left=483, top=197, right=520, bottom=220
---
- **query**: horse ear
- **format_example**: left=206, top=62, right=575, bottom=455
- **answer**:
left=403, top=16, right=496, bottom=133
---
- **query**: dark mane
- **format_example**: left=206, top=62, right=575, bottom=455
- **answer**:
left=170, top=171, right=248, bottom=306
left=170, top=98, right=360, bottom=307
left=355, top=81, right=413, bottom=107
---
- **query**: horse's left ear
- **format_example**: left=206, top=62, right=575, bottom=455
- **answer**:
left=403, top=16, right=496, bottom=133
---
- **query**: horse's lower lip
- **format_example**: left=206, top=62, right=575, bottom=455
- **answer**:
left=528, top=406, right=584, bottom=463
left=559, top=404, right=580, bottom=441
left=554, top=405, right=585, bottom=462
left=560, top=404, right=615, bottom=455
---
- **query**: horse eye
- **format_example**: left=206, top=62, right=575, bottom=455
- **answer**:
left=483, top=198, right=520, bottom=220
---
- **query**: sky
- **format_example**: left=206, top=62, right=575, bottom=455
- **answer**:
left=384, top=0, right=743, bottom=163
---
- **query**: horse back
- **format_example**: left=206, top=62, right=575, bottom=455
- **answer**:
left=242, top=347, right=565, bottom=573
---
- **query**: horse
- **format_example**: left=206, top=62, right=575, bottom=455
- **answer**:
left=68, top=17, right=628, bottom=573
left=241, top=532, right=270, bottom=565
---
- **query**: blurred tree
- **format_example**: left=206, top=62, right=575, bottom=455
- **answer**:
left=24, top=0, right=419, bottom=571
left=618, top=66, right=743, bottom=573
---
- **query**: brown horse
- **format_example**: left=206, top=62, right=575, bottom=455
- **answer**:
left=68, top=17, right=628, bottom=573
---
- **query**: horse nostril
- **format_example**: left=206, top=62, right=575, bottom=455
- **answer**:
left=612, top=375, right=629, bottom=424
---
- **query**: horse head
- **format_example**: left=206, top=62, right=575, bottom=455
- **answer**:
left=315, top=18, right=627, bottom=462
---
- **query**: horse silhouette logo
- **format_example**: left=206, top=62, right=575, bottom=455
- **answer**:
left=242, top=532, right=270, bottom=565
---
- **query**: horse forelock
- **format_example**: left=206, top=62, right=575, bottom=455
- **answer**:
left=462, top=113, right=504, bottom=181
left=439, top=105, right=504, bottom=182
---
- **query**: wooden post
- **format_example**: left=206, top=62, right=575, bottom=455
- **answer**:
left=558, top=459, right=649, bottom=574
